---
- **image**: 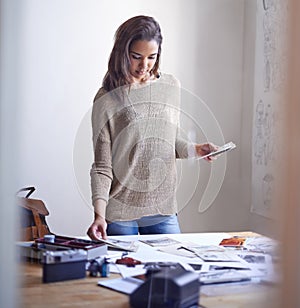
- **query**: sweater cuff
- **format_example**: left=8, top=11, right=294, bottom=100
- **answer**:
left=175, top=139, right=196, bottom=158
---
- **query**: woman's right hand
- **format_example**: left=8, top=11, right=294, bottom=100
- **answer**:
left=87, top=216, right=107, bottom=240
left=87, top=199, right=108, bottom=240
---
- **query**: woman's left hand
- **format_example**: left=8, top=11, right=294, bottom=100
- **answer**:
left=195, top=143, right=219, bottom=161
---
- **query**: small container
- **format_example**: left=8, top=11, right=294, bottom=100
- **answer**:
left=43, top=234, right=55, bottom=243
left=100, top=258, right=110, bottom=277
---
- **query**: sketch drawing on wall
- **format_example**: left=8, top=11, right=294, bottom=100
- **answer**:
left=254, top=99, right=276, bottom=166
left=251, top=0, right=287, bottom=218
left=262, top=0, right=288, bottom=93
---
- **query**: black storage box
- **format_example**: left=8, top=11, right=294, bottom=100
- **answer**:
left=130, top=263, right=200, bottom=308
left=42, top=250, right=87, bottom=283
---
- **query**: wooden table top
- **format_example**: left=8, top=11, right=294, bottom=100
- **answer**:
left=18, top=232, right=280, bottom=307
left=19, top=262, right=279, bottom=308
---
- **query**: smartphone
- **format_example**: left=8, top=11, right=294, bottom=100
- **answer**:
left=197, top=141, right=236, bottom=160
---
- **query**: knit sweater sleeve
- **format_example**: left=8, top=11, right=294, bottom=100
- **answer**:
left=175, top=137, right=196, bottom=159
left=90, top=89, right=113, bottom=204
left=168, top=75, right=196, bottom=159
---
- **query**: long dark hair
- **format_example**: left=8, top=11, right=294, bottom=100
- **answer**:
left=102, top=15, right=162, bottom=92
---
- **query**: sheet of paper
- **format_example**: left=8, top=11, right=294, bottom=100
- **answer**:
left=140, top=237, right=181, bottom=247
left=195, top=251, right=245, bottom=262
left=116, top=264, right=146, bottom=278
left=244, top=237, right=278, bottom=255
left=158, top=244, right=197, bottom=258
left=98, top=277, right=143, bottom=295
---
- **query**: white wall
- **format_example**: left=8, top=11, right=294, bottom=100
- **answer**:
left=15, top=0, right=257, bottom=236
left=1, top=1, right=22, bottom=306
left=177, top=1, right=249, bottom=232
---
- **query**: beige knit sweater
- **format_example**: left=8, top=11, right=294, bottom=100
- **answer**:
left=90, top=73, right=194, bottom=222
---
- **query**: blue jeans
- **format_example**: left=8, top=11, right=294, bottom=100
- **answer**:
left=106, top=214, right=181, bottom=236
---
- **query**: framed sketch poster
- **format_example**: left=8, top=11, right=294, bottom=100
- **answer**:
left=251, top=0, right=288, bottom=218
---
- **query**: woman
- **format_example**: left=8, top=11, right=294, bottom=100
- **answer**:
left=87, top=15, right=217, bottom=240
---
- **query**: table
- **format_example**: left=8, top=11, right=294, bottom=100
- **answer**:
left=18, top=232, right=280, bottom=308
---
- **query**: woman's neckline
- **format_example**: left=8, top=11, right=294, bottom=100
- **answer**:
left=130, top=73, right=162, bottom=89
